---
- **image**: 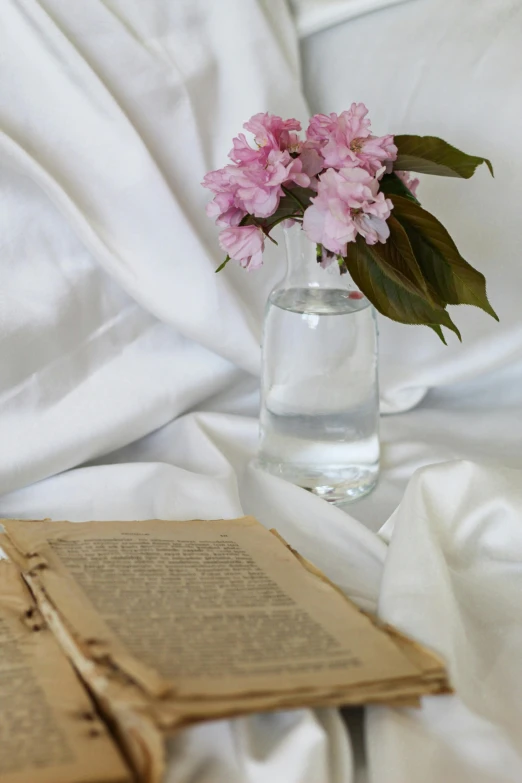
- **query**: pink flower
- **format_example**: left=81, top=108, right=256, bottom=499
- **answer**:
left=219, top=225, right=265, bottom=270
left=305, top=104, right=397, bottom=176
left=202, top=165, right=234, bottom=194
left=303, top=169, right=357, bottom=255
left=243, top=113, right=301, bottom=151
left=299, top=145, right=324, bottom=179
left=280, top=153, right=310, bottom=187
left=229, top=133, right=262, bottom=165
left=229, top=114, right=302, bottom=165
left=202, top=166, right=247, bottom=226
left=205, top=192, right=246, bottom=227
left=303, top=166, right=393, bottom=255
left=229, top=149, right=310, bottom=219
left=395, top=170, right=420, bottom=197
left=306, top=113, right=343, bottom=146
left=203, top=112, right=311, bottom=223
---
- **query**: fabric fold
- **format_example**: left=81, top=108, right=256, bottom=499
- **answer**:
left=369, top=460, right=522, bottom=783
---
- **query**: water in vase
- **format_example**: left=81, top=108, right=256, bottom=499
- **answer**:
left=258, top=286, right=380, bottom=503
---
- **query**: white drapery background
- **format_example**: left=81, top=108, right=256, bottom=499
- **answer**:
left=1, top=1, right=522, bottom=781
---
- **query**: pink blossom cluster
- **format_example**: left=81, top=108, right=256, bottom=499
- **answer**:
left=203, top=105, right=416, bottom=270
left=303, top=167, right=393, bottom=257
left=305, top=105, right=396, bottom=175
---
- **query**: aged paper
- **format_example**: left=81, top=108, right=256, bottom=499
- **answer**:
left=0, top=561, right=130, bottom=783
left=2, top=517, right=451, bottom=783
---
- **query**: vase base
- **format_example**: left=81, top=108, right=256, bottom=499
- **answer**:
left=255, top=459, right=379, bottom=504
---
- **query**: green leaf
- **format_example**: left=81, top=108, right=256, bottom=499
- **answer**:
left=289, top=185, right=317, bottom=205
left=268, top=196, right=302, bottom=223
left=362, top=216, right=433, bottom=301
left=390, top=195, right=498, bottom=320
left=254, top=197, right=303, bottom=232
left=215, top=255, right=231, bottom=273
left=427, top=325, right=447, bottom=345
left=394, top=135, right=493, bottom=178
left=379, top=172, right=420, bottom=204
left=345, top=236, right=462, bottom=342
left=266, top=187, right=316, bottom=224
left=239, top=214, right=260, bottom=227
left=281, top=185, right=316, bottom=212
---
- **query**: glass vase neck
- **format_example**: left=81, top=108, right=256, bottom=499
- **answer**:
left=281, top=224, right=360, bottom=294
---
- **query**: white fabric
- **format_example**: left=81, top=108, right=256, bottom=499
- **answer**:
left=370, top=461, right=522, bottom=783
left=1, top=1, right=522, bottom=782
left=0, top=0, right=301, bottom=496
left=289, top=0, right=414, bottom=38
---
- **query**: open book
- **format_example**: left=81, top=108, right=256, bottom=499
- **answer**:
left=1, top=516, right=450, bottom=783
left=0, top=561, right=130, bottom=783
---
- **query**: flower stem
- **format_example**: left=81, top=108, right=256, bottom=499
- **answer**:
left=263, top=229, right=278, bottom=245
left=215, top=255, right=231, bottom=273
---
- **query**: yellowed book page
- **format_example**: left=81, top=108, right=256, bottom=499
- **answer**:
left=2, top=517, right=447, bottom=704
left=0, top=561, right=131, bottom=783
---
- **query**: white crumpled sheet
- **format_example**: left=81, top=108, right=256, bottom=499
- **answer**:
left=1, top=1, right=522, bottom=781
left=289, top=0, right=414, bottom=38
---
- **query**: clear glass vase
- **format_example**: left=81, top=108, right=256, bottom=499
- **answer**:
left=257, top=225, right=380, bottom=503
